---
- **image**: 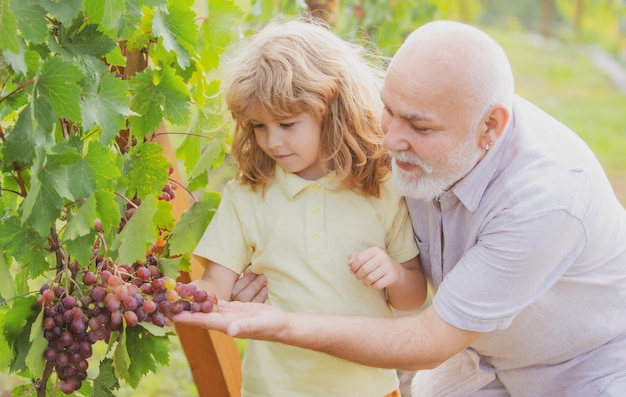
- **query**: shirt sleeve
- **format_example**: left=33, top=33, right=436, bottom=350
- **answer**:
left=434, top=208, right=586, bottom=332
left=192, top=181, right=252, bottom=274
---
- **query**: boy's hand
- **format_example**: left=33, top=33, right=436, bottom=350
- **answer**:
left=231, top=272, right=269, bottom=303
left=348, top=247, right=402, bottom=290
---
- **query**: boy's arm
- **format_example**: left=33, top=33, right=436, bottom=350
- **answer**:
left=192, top=255, right=240, bottom=301
left=385, top=255, right=427, bottom=311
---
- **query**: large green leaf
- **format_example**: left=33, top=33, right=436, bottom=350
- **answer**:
left=84, top=0, right=125, bottom=37
left=128, top=66, right=190, bottom=138
left=25, top=308, right=47, bottom=378
left=111, top=196, right=158, bottom=265
left=0, top=0, right=19, bottom=53
left=125, top=142, right=170, bottom=200
left=0, top=254, right=17, bottom=303
left=3, top=295, right=39, bottom=373
left=81, top=73, right=134, bottom=145
left=87, top=141, right=122, bottom=191
left=64, top=195, right=97, bottom=240
left=152, top=0, right=196, bottom=69
left=124, top=325, right=170, bottom=388
left=39, top=0, right=82, bottom=26
left=36, top=57, right=83, bottom=122
left=199, top=0, right=243, bottom=71
left=168, top=192, right=220, bottom=256
left=9, top=0, right=49, bottom=44
left=64, top=23, right=117, bottom=58
left=95, top=190, right=123, bottom=235
left=19, top=150, right=64, bottom=238
left=92, top=358, right=120, bottom=397
left=0, top=216, right=49, bottom=278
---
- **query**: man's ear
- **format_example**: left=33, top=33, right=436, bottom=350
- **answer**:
left=479, top=104, right=509, bottom=149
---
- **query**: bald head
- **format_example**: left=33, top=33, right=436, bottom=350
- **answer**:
left=390, top=20, right=514, bottom=116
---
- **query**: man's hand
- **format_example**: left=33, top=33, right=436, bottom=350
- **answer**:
left=231, top=272, right=268, bottom=302
left=173, top=300, right=287, bottom=340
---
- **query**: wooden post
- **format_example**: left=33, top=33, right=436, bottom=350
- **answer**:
left=151, top=124, right=242, bottom=397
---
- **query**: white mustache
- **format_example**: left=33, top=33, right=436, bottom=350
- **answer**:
left=389, top=151, right=433, bottom=174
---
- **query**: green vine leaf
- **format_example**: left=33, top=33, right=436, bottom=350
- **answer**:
left=113, top=328, right=131, bottom=383
left=64, top=195, right=97, bottom=241
left=92, top=358, right=120, bottom=397
left=95, top=190, right=122, bottom=235
left=8, top=0, right=48, bottom=44
left=83, top=0, right=126, bottom=38
left=19, top=149, right=64, bottom=238
left=152, top=0, right=197, bottom=69
left=200, top=0, right=243, bottom=71
left=87, top=142, right=122, bottom=191
left=2, top=42, right=27, bottom=75
left=125, top=325, right=170, bottom=388
left=36, top=57, right=84, bottom=123
left=0, top=0, right=20, bottom=53
left=0, top=310, right=13, bottom=369
left=39, top=0, right=82, bottom=26
left=81, top=73, right=135, bottom=145
left=0, top=216, right=48, bottom=278
left=125, top=142, right=170, bottom=200
left=0, top=254, right=17, bottom=303
left=168, top=192, right=220, bottom=256
left=155, top=199, right=175, bottom=230
left=25, top=308, right=46, bottom=379
left=3, top=295, right=39, bottom=373
left=128, top=66, right=190, bottom=138
left=111, top=195, right=158, bottom=265
left=156, top=256, right=182, bottom=279
left=63, top=23, right=118, bottom=58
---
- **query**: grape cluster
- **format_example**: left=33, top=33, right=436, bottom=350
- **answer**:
left=159, top=167, right=177, bottom=202
left=37, top=255, right=217, bottom=394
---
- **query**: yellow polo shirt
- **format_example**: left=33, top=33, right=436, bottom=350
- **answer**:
left=194, top=166, right=419, bottom=397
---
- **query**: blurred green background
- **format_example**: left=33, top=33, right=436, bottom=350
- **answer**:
left=2, top=0, right=625, bottom=396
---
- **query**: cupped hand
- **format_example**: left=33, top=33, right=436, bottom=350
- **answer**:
left=173, top=300, right=287, bottom=340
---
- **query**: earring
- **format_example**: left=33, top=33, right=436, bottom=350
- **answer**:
left=484, top=142, right=492, bottom=151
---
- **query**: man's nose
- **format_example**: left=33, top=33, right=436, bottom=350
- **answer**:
left=382, top=119, right=410, bottom=152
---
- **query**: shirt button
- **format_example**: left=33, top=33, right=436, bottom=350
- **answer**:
left=312, top=231, right=320, bottom=238
left=311, top=185, right=320, bottom=193
left=311, top=207, right=319, bottom=214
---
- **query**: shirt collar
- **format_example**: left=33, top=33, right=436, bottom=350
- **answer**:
left=274, top=166, right=342, bottom=199
left=447, top=105, right=517, bottom=212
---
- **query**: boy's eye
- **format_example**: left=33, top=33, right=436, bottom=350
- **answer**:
left=280, top=122, right=295, bottom=128
left=252, top=123, right=264, bottom=129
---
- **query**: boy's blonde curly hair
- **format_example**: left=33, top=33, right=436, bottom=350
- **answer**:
left=221, top=17, right=389, bottom=197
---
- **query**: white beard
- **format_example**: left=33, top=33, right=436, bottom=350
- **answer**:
left=390, top=132, right=484, bottom=201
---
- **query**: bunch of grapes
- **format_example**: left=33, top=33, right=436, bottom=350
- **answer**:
left=37, top=254, right=217, bottom=394
left=159, top=167, right=177, bottom=202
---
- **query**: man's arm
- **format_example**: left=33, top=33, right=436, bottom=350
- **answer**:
left=173, top=301, right=482, bottom=371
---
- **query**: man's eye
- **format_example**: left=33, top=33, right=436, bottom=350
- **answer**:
left=411, top=125, right=429, bottom=133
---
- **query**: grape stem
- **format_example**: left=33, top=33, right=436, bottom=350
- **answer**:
left=34, top=361, right=55, bottom=397
left=168, top=177, right=198, bottom=203
left=114, top=191, right=140, bottom=208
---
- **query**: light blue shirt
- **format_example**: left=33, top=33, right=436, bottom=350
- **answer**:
left=407, top=96, right=626, bottom=396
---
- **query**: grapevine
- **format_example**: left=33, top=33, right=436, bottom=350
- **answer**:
left=37, top=254, right=217, bottom=394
